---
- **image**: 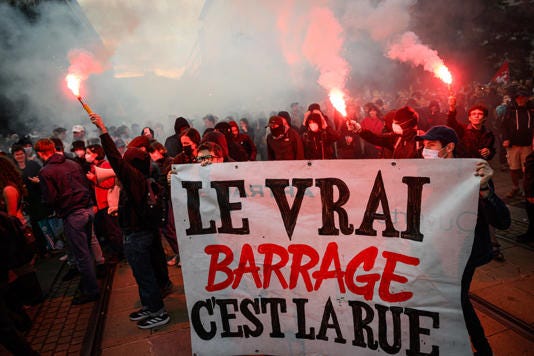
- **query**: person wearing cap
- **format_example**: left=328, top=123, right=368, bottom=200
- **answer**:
left=72, top=125, right=86, bottom=143
left=416, top=125, right=511, bottom=356
left=351, top=106, right=423, bottom=159
left=266, top=115, right=304, bottom=161
left=501, top=88, right=534, bottom=198
left=89, top=113, right=171, bottom=329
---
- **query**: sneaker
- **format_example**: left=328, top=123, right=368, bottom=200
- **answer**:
left=166, top=255, right=178, bottom=266
left=59, top=254, right=68, bottom=262
left=137, top=311, right=170, bottom=329
left=129, top=308, right=152, bottom=321
left=62, top=268, right=80, bottom=282
left=55, top=240, right=64, bottom=250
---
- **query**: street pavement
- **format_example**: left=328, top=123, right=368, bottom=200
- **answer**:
left=1, top=157, right=532, bottom=355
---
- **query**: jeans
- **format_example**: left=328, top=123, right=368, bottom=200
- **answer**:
left=63, top=208, right=99, bottom=296
left=124, top=229, right=166, bottom=312
left=462, top=264, right=492, bottom=355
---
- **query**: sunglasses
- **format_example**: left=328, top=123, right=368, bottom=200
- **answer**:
left=197, top=154, right=219, bottom=162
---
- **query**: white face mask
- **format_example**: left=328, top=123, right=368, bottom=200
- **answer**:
left=309, top=123, right=319, bottom=132
left=392, top=123, right=403, bottom=135
left=422, top=147, right=443, bottom=159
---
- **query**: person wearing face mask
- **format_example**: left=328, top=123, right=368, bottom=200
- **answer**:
left=301, top=111, right=340, bottom=160
left=266, top=115, right=304, bottom=161
left=85, top=144, right=123, bottom=263
left=416, top=125, right=511, bottom=356
left=70, top=140, right=91, bottom=173
left=165, top=128, right=202, bottom=267
left=351, top=106, right=423, bottom=159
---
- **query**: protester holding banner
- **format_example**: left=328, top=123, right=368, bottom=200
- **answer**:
left=416, top=125, right=511, bottom=355
left=89, top=113, right=171, bottom=329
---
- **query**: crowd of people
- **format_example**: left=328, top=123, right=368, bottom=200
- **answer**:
left=0, top=80, right=532, bottom=355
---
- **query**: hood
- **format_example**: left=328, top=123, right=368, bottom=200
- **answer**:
left=174, top=117, right=190, bottom=135
left=46, top=153, right=67, bottom=165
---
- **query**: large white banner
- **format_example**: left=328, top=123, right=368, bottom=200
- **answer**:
left=171, top=159, right=480, bottom=356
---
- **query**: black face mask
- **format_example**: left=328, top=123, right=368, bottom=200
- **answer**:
left=270, top=126, right=284, bottom=137
left=183, top=145, right=193, bottom=156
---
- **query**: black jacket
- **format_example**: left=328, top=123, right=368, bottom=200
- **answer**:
left=470, top=185, right=511, bottom=268
left=359, top=128, right=422, bottom=159
left=447, top=110, right=496, bottom=160
left=39, top=153, right=94, bottom=217
left=501, top=103, right=534, bottom=146
left=100, top=133, right=152, bottom=233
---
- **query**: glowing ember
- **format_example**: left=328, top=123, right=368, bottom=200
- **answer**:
left=66, top=74, right=81, bottom=97
left=435, top=64, right=452, bottom=85
left=329, top=88, right=347, bottom=117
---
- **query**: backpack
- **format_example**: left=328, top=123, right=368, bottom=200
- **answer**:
left=144, top=177, right=168, bottom=227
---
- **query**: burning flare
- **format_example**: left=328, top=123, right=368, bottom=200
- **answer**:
left=329, top=88, right=347, bottom=117
left=435, top=64, right=452, bottom=85
left=65, top=74, right=81, bottom=97
left=65, top=73, right=93, bottom=115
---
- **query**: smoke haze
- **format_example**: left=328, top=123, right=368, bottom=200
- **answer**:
left=0, top=0, right=489, bottom=133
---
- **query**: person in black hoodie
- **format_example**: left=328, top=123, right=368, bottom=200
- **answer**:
left=89, top=113, right=171, bottom=329
left=501, top=89, right=534, bottom=198
left=164, top=116, right=190, bottom=158
left=301, top=111, right=340, bottom=160
left=354, top=106, right=423, bottom=159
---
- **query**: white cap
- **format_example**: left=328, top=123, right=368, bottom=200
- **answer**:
left=72, top=125, right=85, bottom=133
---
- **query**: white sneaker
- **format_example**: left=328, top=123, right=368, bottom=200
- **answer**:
left=59, top=254, right=68, bottom=262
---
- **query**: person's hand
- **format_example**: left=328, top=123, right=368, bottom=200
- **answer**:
left=346, top=120, right=361, bottom=133
left=475, top=161, right=493, bottom=193
left=502, top=140, right=510, bottom=148
left=28, top=176, right=40, bottom=184
left=479, top=148, right=490, bottom=159
left=89, top=113, right=107, bottom=134
left=167, top=168, right=176, bottom=185
left=86, top=171, right=96, bottom=182
left=448, top=96, right=456, bottom=111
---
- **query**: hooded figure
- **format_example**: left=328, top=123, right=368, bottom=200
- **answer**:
left=164, top=117, right=190, bottom=157
left=301, top=112, right=340, bottom=160
left=357, top=106, right=423, bottom=159
left=214, top=122, right=249, bottom=161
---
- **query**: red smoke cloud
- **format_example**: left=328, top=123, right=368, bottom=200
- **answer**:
left=387, top=31, right=452, bottom=84
left=302, top=7, right=349, bottom=92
